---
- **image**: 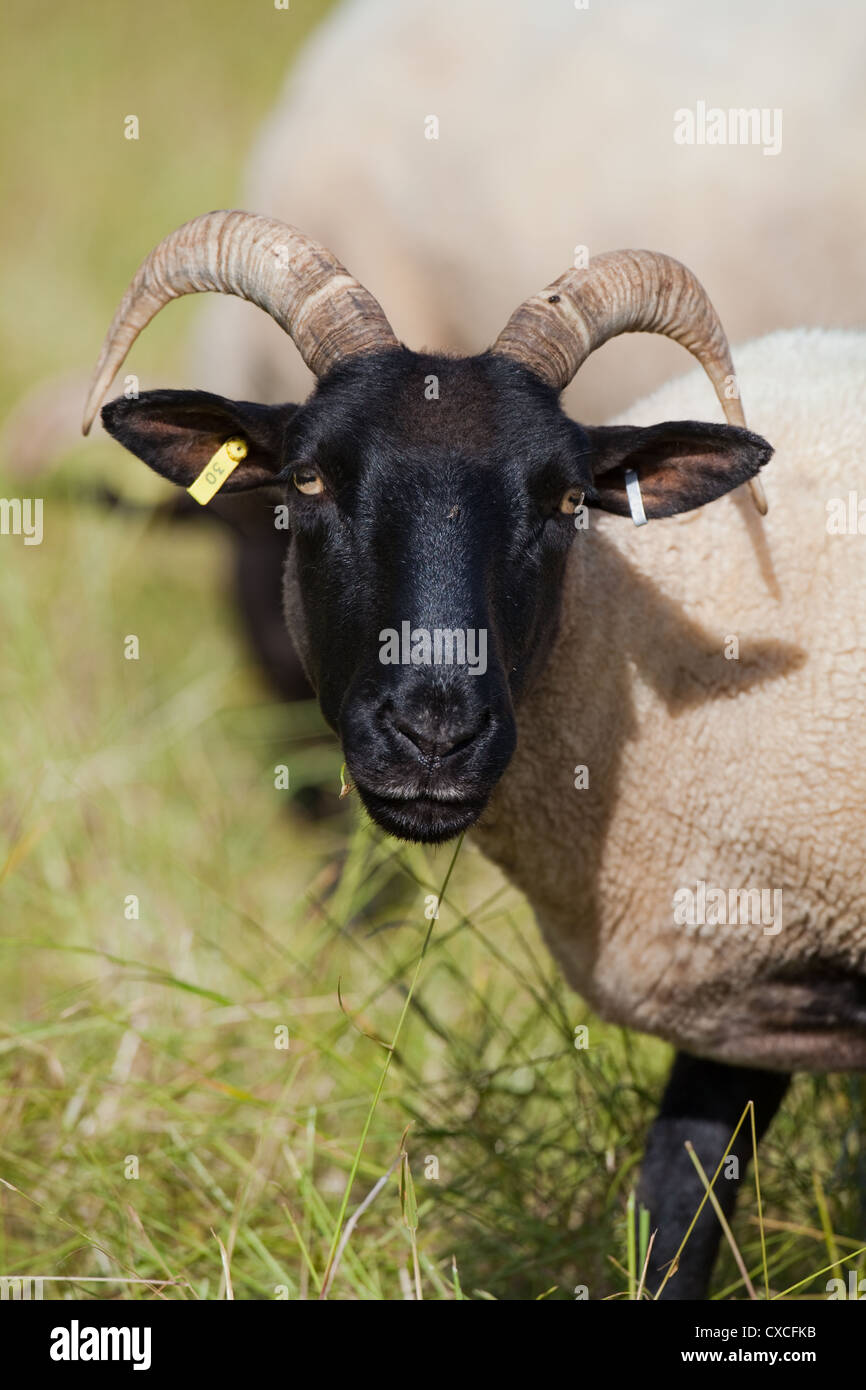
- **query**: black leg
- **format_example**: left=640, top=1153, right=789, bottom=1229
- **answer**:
left=636, top=1051, right=790, bottom=1300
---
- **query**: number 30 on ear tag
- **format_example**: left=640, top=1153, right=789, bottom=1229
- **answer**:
left=187, top=437, right=248, bottom=506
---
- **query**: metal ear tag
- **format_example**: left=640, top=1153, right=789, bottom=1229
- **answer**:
left=624, top=468, right=647, bottom=526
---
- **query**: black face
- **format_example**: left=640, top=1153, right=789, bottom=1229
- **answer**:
left=102, top=346, right=771, bottom=843
left=280, top=352, right=587, bottom=841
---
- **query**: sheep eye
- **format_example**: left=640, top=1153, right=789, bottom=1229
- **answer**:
left=558, top=488, right=585, bottom=514
left=292, top=469, right=324, bottom=496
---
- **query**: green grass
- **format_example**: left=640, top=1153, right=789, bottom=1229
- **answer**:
left=1, top=0, right=864, bottom=1301
left=1, top=487, right=864, bottom=1301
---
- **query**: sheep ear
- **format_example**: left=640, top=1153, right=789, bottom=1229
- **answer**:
left=583, top=420, right=773, bottom=519
left=101, top=390, right=295, bottom=492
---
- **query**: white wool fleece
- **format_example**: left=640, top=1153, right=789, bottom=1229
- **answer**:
left=475, top=330, right=866, bottom=1072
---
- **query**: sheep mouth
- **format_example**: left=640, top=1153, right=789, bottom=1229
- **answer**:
left=353, top=783, right=486, bottom=844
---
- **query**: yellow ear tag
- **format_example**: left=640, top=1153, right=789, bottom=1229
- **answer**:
left=187, top=437, right=248, bottom=506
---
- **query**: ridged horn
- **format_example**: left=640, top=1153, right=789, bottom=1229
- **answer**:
left=82, top=209, right=399, bottom=434
left=493, top=249, right=767, bottom=514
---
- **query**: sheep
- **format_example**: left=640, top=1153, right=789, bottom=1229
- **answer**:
left=83, top=210, right=866, bottom=1299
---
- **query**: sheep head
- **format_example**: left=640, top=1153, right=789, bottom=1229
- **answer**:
left=87, top=212, right=772, bottom=843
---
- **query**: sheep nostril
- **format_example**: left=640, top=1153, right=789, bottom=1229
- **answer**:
left=390, top=709, right=489, bottom=760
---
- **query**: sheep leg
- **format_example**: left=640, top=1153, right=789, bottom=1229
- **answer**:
left=636, top=1051, right=790, bottom=1300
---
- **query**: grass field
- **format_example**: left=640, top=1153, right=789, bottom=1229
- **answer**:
left=1, top=0, right=864, bottom=1301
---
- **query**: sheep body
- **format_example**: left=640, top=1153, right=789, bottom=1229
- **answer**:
left=475, top=329, right=866, bottom=1072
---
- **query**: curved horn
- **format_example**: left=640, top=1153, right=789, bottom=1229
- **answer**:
left=82, top=209, right=399, bottom=434
left=493, top=249, right=767, bottom=514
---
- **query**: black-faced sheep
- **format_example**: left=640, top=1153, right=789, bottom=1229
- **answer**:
left=84, top=210, right=866, bottom=1299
